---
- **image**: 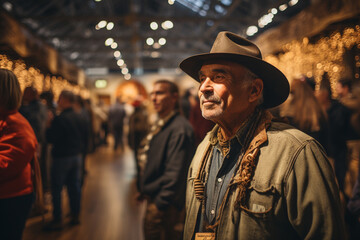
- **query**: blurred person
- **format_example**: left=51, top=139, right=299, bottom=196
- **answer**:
left=281, top=76, right=329, bottom=151
left=92, top=100, right=108, bottom=149
left=19, top=86, right=47, bottom=146
left=337, top=78, right=360, bottom=239
left=73, top=95, right=91, bottom=185
left=44, top=90, right=85, bottom=230
left=20, top=87, right=48, bottom=193
left=40, top=90, right=56, bottom=116
left=0, top=69, right=38, bottom=240
left=108, top=98, right=126, bottom=151
left=137, top=80, right=195, bottom=240
left=336, top=78, right=360, bottom=198
left=39, top=90, right=56, bottom=191
left=83, top=99, right=96, bottom=153
left=316, top=73, right=349, bottom=193
left=179, top=31, right=345, bottom=239
left=128, top=97, right=149, bottom=184
left=95, top=99, right=109, bottom=146
left=181, top=88, right=193, bottom=119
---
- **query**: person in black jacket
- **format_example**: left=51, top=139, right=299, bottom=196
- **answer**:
left=137, top=80, right=195, bottom=240
left=44, top=90, right=86, bottom=230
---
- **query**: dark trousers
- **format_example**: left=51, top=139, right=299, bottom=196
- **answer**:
left=51, top=154, right=82, bottom=221
left=0, top=193, right=33, bottom=240
left=144, top=201, right=184, bottom=240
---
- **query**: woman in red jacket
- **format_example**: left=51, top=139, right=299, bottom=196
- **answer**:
left=0, top=69, right=38, bottom=240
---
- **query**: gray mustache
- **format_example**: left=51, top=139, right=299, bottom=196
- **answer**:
left=200, top=95, right=221, bottom=104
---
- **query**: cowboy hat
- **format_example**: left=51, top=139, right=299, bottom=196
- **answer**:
left=179, top=31, right=289, bottom=109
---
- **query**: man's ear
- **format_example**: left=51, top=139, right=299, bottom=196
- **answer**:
left=249, top=78, right=263, bottom=103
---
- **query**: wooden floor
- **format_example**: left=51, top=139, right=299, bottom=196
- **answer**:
left=23, top=142, right=145, bottom=240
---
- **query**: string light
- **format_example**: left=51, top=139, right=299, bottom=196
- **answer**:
left=0, top=54, right=89, bottom=100
left=264, top=25, right=360, bottom=97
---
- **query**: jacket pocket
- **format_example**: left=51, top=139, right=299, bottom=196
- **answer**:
left=241, top=184, right=277, bottom=219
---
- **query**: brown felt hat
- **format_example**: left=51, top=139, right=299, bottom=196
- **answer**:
left=179, top=31, right=289, bottom=109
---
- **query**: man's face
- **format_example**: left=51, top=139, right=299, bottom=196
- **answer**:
left=198, top=60, right=254, bottom=124
left=57, top=95, right=71, bottom=111
left=335, top=82, right=348, bottom=98
left=150, top=82, right=177, bottom=118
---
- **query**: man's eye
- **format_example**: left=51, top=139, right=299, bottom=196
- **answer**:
left=199, top=76, right=206, bottom=82
left=214, top=74, right=225, bottom=80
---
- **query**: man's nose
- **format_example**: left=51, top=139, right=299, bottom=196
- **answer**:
left=199, top=77, right=213, bottom=94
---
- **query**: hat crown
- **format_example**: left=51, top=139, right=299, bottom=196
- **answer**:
left=210, top=32, right=262, bottom=59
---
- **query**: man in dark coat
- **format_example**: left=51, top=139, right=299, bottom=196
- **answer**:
left=137, top=80, right=195, bottom=240
left=45, top=90, right=86, bottom=229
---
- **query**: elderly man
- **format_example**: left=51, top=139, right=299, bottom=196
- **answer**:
left=137, top=80, right=195, bottom=240
left=179, top=32, right=345, bottom=239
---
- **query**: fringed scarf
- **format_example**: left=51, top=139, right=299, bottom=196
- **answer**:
left=194, top=108, right=273, bottom=232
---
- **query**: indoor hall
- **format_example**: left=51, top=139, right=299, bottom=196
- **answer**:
left=22, top=142, right=145, bottom=240
left=1, top=0, right=360, bottom=240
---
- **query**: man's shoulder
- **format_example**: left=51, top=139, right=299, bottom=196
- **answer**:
left=267, top=121, right=313, bottom=144
left=168, top=114, right=193, bottom=130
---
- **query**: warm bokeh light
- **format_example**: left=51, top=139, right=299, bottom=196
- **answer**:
left=158, top=38, right=166, bottom=45
left=150, top=22, right=158, bottom=30
left=114, top=50, right=121, bottom=58
left=97, top=20, right=107, bottom=29
left=146, top=37, right=154, bottom=46
left=264, top=25, right=360, bottom=97
left=106, top=22, right=114, bottom=30
left=117, top=59, right=125, bottom=66
left=105, top=38, right=114, bottom=46
left=0, top=54, right=89, bottom=100
left=161, top=20, right=173, bottom=30
left=111, top=42, right=118, bottom=49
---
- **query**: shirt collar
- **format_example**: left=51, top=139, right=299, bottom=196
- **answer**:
left=209, top=108, right=262, bottom=148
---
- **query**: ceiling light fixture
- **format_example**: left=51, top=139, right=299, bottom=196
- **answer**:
left=105, top=38, right=114, bottom=46
left=279, top=4, right=288, bottom=11
left=124, top=74, right=131, bottom=80
left=117, top=59, right=125, bottom=66
left=98, top=20, right=107, bottom=28
left=114, top=51, right=121, bottom=58
left=161, top=20, right=173, bottom=30
left=158, top=38, right=166, bottom=45
left=271, top=8, right=278, bottom=14
left=246, top=26, right=258, bottom=36
left=106, top=22, right=114, bottom=30
left=110, top=42, right=118, bottom=49
left=289, top=0, right=299, bottom=7
left=146, top=37, right=154, bottom=45
left=150, top=22, right=158, bottom=30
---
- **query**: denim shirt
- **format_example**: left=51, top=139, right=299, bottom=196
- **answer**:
left=205, top=139, right=242, bottom=225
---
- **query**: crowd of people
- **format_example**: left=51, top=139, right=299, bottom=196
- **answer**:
left=1, top=31, right=360, bottom=240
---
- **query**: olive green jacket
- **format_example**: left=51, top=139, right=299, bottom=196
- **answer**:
left=184, top=121, right=346, bottom=240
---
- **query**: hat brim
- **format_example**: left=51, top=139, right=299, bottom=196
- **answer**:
left=179, top=53, right=289, bottom=109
